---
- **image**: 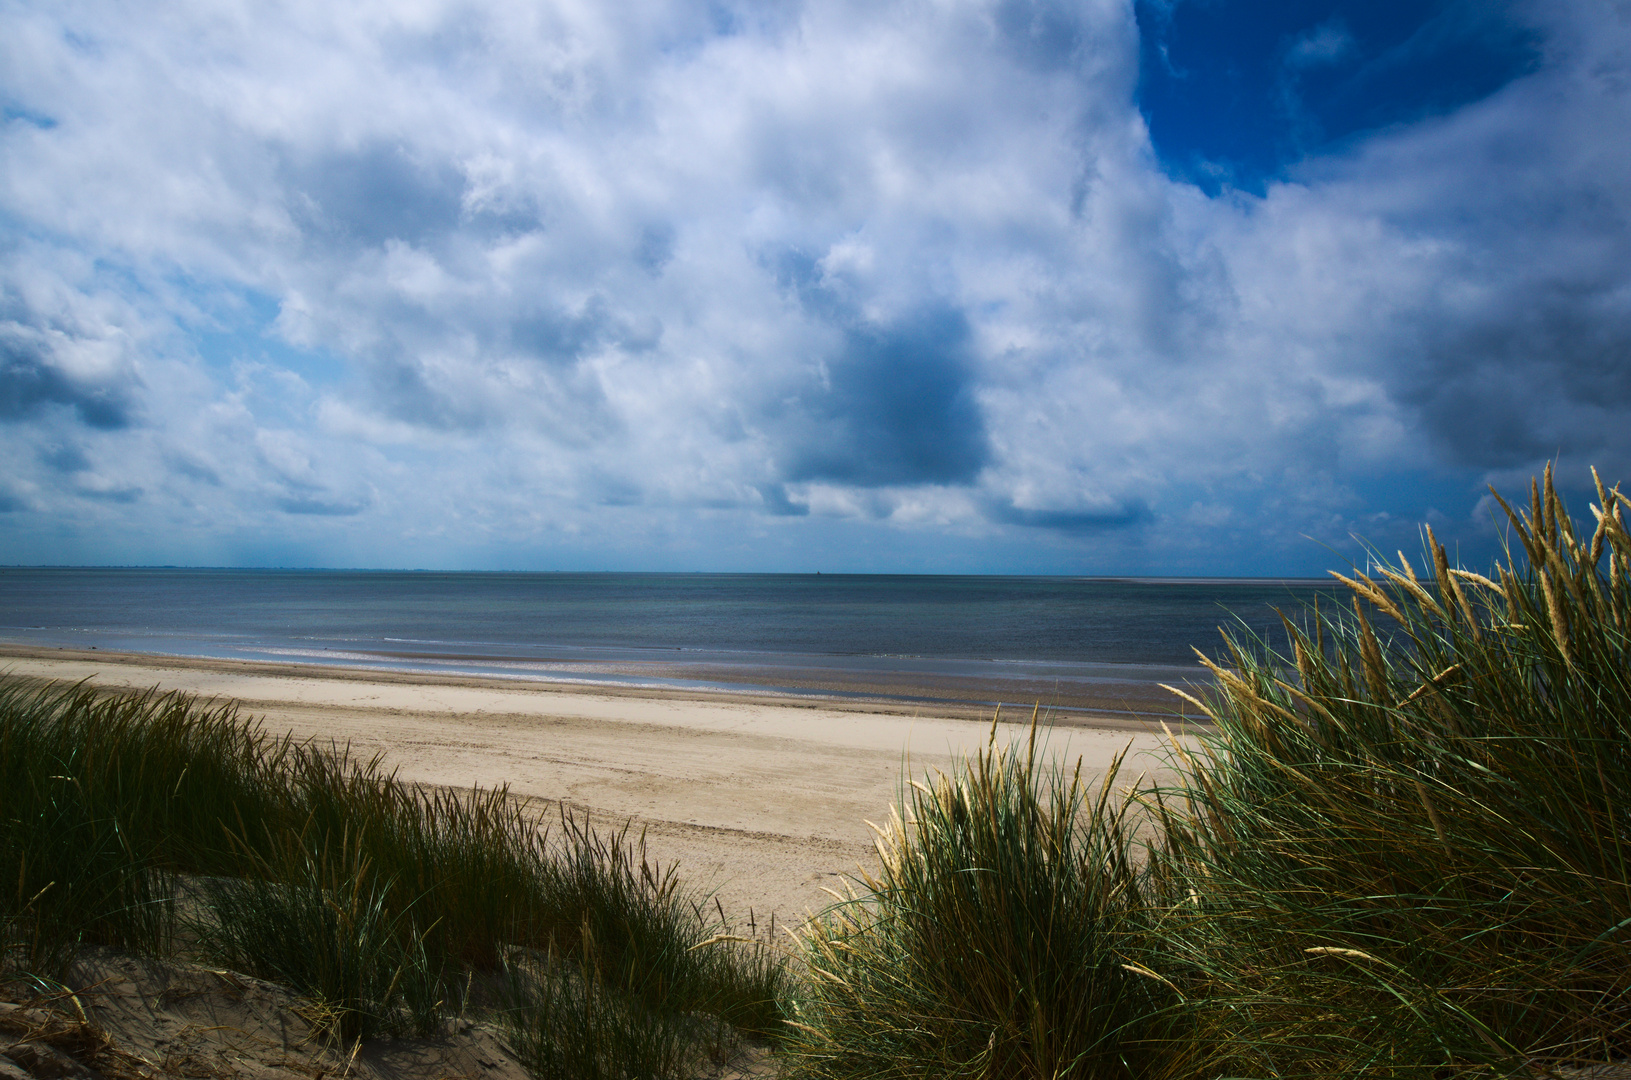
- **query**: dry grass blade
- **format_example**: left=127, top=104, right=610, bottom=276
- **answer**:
left=0, top=992, right=157, bottom=1080
left=1540, top=567, right=1575, bottom=668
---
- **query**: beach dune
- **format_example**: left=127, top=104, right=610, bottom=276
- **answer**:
left=0, top=645, right=1182, bottom=925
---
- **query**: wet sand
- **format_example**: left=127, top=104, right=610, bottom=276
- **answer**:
left=0, top=644, right=1193, bottom=926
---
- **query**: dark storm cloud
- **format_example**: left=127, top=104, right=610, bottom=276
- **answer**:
left=776, top=308, right=990, bottom=489
left=1401, top=286, right=1631, bottom=468
left=987, top=498, right=1149, bottom=532
left=0, top=312, right=134, bottom=430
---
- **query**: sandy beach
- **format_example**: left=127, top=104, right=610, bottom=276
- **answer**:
left=0, top=644, right=1188, bottom=927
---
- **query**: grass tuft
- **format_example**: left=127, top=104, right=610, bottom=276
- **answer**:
left=0, top=673, right=788, bottom=1062
left=784, top=466, right=1631, bottom=1080
left=784, top=716, right=1182, bottom=1080
left=195, top=826, right=446, bottom=1041
left=1149, top=463, right=1631, bottom=1076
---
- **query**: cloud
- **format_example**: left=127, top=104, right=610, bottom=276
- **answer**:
left=282, top=143, right=467, bottom=249
left=1405, top=286, right=1631, bottom=468
left=773, top=306, right=989, bottom=489
left=0, top=291, right=139, bottom=429
left=986, top=497, right=1149, bottom=533
left=994, top=0, right=1096, bottom=71
left=1242, top=3, right=1631, bottom=481
left=0, top=0, right=1624, bottom=572
left=1286, top=19, right=1357, bottom=70
left=275, top=493, right=370, bottom=516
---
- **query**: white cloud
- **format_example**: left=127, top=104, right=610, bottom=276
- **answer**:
left=0, top=0, right=1627, bottom=571
left=1286, top=19, right=1357, bottom=70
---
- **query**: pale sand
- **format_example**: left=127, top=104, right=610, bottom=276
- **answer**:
left=0, top=645, right=1189, bottom=928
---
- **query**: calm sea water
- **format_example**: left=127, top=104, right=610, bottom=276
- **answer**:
left=0, top=569, right=1337, bottom=715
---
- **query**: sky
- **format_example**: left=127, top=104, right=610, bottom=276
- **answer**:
left=1, top=0, right=1628, bottom=575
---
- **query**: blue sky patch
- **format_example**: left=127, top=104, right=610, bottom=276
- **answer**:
left=1134, top=0, right=1543, bottom=194
left=3, top=105, right=57, bottom=129
left=191, top=291, right=347, bottom=391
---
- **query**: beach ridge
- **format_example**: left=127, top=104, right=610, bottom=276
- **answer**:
left=0, top=644, right=1181, bottom=925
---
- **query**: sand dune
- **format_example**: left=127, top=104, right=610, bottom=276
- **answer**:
left=0, top=645, right=1186, bottom=925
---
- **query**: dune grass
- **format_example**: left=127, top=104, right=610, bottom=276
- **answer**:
left=785, top=721, right=1184, bottom=1080
left=0, top=681, right=231, bottom=976
left=1147, top=465, right=1631, bottom=1076
left=0, top=676, right=787, bottom=1061
left=499, top=951, right=717, bottom=1080
left=784, top=466, right=1631, bottom=1080
left=497, top=824, right=785, bottom=1080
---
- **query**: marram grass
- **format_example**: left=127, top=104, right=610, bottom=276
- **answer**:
left=784, top=718, right=1188, bottom=1080
left=1147, top=465, right=1631, bottom=1076
left=784, top=466, right=1631, bottom=1080
left=0, top=675, right=787, bottom=1063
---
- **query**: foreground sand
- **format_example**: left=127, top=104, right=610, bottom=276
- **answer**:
left=0, top=645, right=1187, bottom=928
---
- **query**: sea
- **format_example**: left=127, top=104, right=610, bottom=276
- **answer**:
left=0, top=569, right=1338, bottom=718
